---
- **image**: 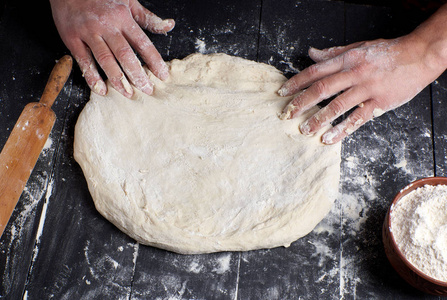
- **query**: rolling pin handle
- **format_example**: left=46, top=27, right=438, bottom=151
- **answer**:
left=40, top=55, right=73, bottom=108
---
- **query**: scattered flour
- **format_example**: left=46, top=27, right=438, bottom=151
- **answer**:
left=391, top=184, right=447, bottom=282
left=43, top=137, right=52, bottom=151
left=195, top=38, right=206, bottom=53
left=212, top=253, right=232, bottom=274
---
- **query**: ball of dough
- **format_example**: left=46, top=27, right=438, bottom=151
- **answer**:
left=74, top=53, right=341, bottom=254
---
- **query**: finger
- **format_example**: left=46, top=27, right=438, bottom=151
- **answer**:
left=321, top=100, right=376, bottom=145
left=86, top=35, right=133, bottom=98
left=280, top=70, right=357, bottom=120
left=299, top=86, right=368, bottom=136
left=130, top=0, right=175, bottom=34
left=69, top=40, right=107, bottom=95
left=105, top=32, right=154, bottom=95
left=124, top=24, right=170, bottom=81
left=278, top=56, right=345, bottom=97
left=308, top=41, right=365, bottom=62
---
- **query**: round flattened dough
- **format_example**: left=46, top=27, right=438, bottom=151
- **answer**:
left=74, top=53, right=341, bottom=254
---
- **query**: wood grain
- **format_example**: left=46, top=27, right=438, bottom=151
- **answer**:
left=0, top=55, right=72, bottom=237
left=0, top=0, right=443, bottom=299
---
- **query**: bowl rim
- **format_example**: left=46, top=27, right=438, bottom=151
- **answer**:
left=387, top=176, right=447, bottom=286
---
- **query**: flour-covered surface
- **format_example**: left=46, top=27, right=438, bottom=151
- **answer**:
left=432, top=74, right=447, bottom=178
left=0, top=0, right=443, bottom=299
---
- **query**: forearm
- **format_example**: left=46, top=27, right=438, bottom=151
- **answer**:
left=408, top=4, right=447, bottom=75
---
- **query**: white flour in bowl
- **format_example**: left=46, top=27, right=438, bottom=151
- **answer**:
left=391, top=184, right=447, bottom=282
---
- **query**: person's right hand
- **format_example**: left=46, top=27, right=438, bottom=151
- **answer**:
left=49, top=0, right=175, bottom=98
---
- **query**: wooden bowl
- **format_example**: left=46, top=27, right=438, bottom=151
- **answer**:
left=383, top=177, right=447, bottom=296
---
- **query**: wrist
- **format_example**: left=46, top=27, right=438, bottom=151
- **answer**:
left=409, top=4, right=447, bottom=73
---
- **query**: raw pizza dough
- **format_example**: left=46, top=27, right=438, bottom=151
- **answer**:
left=74, top=53, right=341, bottom=254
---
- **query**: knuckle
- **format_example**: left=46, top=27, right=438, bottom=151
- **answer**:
left=360, top=41, right=374, bottom=47
left=356, top=85, right=370, bottom=98
left=132, top=73, right=150, bottom=87
left=291, top=96, right=304, bottom=111
left=134, top=36, right=155, bottom=53
left=74, top=53, right=94, bottom=69
left=95, top=50, right=115, bottom=67
left=312, top=80, right=329, bottom=99
left=327, top=98, right=345, bottom=116
left=115, top=46, right=135, bottom=61
left=286, top=79, right=300, bottom=94
left=306, top=64, right=320, bottom=78
left=116, top=4, right=129, bottom=14
left=109, top=4, right=131, bottom=20
left=82, top=17, right=106, bottom=33
left=84, top=74, right=102, bottom=89
left=343, top=49, right=360, bottom=63
left=358, top=41, right=368, bottom=47
left=310, top=114, right=323, bottom=128
left=348, top=111, right=366, bottom=128
left=109, top=73, right=124, bottom=85
left=62, top=34, right=80, bottom=48
left=350, top=64, right=364, bottom=75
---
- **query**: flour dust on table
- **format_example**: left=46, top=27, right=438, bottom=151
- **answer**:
left=73, top=53, right=342, bottom=254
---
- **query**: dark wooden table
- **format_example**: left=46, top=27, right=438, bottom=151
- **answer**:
left=1, top=0, right=447, bottom=299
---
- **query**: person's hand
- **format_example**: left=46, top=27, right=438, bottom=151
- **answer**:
left=278, top=22, right=447, bottom=144
left=50, top=0, right=175, bottom=98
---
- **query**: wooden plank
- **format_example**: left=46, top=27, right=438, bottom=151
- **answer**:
left=257, top=0, right=345, bottom=72
left=20, top=0, right=261, bottom=298
left=432, top=72, right=447, bottom=177
left=15, top=1, right=175, bottom=298
left=0, top=55, right=72, bottom=238
left=339, top=4, right=434, bottom=299
left=237, top=1, right=345, bottom=299
left=129, top=0, right=262, bottom=298
left=131, top=249, right=240, bottom=299
left=22, top=76, right=139, bottom=299
left=0, top=0, right=71, bottom=298
left=0, top=113, right=69, bottom=300
left=0, top=1, right=137, bottom=298
left=0, top=0, right=440, bottom=298
left=145, top=0, right=261, bottom=61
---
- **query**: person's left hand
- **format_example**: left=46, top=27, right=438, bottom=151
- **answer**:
left=278, top=35, right=445, bottom=144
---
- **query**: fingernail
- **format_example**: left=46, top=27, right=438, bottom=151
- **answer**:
left=309, top=47, right=328, bottom=61
left=159, top=69, right=169, bottom=81
left=278, top=86, right=289, bottom=97
left=141, top=81, right=154, bottom=95
left=120, top=76, right=134, bottom=98
left=153, top=19, right=175, bottom=35
left=322, top=130, right=337, bottom=145
left=279, top=111, right=288, bottom=120
left=165, top=19, right=175, bottom=31
left=322, top=126, right=344, bottom=145
left=158, top=62, right=170, bottom=81
left=373, top=108, right=385, bottom=117
left=279, top=112, right=288, bottom=120
left=309, top=46, right=323, bottom=53
left=280, top=102, right=296, bottom=120
left=93, top=80, right=107, bottom=96
left=299, top=120, right=313, bottom=136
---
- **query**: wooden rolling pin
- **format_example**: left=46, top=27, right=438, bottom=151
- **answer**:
left=0, top=55, right=73, bottom=238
